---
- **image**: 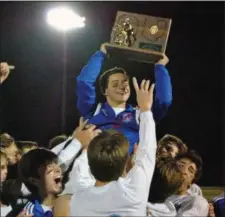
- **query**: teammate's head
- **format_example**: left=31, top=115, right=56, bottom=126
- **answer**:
left=18, top=148, right=63, bottom=198
left=88, top=129, right=129, bottom=182
left=175, top=150, right=203, bottom=192
left=0, top=133, right=20, bottom=165
left=157, top=134, right=188, bottom=159
left=149, top=158, right=183, bottom=203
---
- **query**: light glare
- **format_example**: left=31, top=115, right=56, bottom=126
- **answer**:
left=47, top=7, right=85, bottom=31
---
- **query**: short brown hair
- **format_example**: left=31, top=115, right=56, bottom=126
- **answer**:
left=99, top=67, right=128, bottom=94
left=0, top=133, right=15, bottom=149
left=158, top=134, right=188, bottom=155
left=48, top=135, right=68, bottom=149
left=149, top=159, right=183, bottom=203
left=175, top=150, right=203, bottom=183
left=87, top=129, right=129, bottom=182
left=16, top=141, right=38, bottom=150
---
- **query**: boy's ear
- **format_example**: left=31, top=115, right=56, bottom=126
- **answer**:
left=28, top=177, right=40, bottom=187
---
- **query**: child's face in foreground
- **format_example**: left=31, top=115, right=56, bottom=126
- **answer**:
left=39, top=162, right=63, bottom=196
left=0, top=155, right=8, bottom=183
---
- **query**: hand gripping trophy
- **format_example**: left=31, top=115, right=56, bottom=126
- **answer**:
left=114, top=18, right=136, bottom=47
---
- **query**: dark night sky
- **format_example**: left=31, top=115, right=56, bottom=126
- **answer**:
left=0, top=2, right=224, bottom=186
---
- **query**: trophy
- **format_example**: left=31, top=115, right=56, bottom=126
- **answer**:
left=105, top=11, right=172, bottom=63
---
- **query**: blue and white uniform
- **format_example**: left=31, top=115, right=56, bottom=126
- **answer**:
left=76, top=51, right=172, bottom=154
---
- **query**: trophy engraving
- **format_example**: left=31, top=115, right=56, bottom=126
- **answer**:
left=106, top=11, right=172, bottom=63
left=149, top=25, right=158, bottom=35
left=114, top=18, right=137, bottom=47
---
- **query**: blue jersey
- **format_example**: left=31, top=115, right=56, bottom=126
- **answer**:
left=213, top=194, right=225, bottom=217
left=76, top=51, right=172, bottom=154
left=23, top=200, right=53, bottom=217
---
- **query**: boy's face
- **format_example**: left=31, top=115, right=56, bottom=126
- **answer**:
left=157, top=142, right=179, bottom=158
left=105, top=73, right=130, bottom=104
left=0, top=156, right=8, bottom=183
left=3, top=142, right=20, bottom=165
left=177, top=157, right=197, bottom=191
left=40, top=162, right=63, bottom=195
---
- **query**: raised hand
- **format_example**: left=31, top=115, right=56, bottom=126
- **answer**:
left=100, top=42, right=109, bottom=55
left=155, top=53, right=169, bottom=66
left=0, top=62, right=15, bottom=84
left=133, top=77, right=155, bottom=112
left=73, top=117, right=102, bottom=149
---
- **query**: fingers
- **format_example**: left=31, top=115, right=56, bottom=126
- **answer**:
left=86, top=124, right=97, bottom=131
left=134, top=78, right=152, bottom=92
left=149, top=83, right=155, bottom=95
left=140, top=79, right=146, bottom=90
left=79, top=117, right=84, bottom=126
left=79, top=117, right=89, bottom=130
left=93, top=129, right=102, bottom=136
left=9, top=65, right=15, bottom=70
left=132, top=77, right=139, bottom=92
left=144, top=80, right=150, bottom=91
left=0, top=63, right=14, bottom=72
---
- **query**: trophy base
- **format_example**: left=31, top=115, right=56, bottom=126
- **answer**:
left=105, top=44, right=163, bottom=64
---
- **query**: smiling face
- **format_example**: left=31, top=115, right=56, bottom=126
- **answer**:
left=105, top=73, right=130, bottom=105
left=39, top=162, right=63, bottom=196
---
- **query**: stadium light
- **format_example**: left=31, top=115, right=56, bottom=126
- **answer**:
left=46, top=6, right=85, bottom=133
left=47, top=7, right=85, bottom=31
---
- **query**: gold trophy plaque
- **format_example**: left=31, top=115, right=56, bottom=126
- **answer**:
left=105, top=11, right=172, bottom=63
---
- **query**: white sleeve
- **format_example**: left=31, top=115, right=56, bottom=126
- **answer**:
left=70, top=150, right=95, bottom=192
left=51, top=137, right=72, bottom=155
left=177, top=196, right=209, bottom=217
left=125, top=111, right=157, bottom=202
left=57, top=138, right=82, bottom=172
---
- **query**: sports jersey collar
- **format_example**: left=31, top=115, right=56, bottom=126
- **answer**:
left=101, top=102, right=134, bottom=117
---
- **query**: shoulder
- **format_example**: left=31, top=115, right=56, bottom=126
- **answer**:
left=213, top=193, right=225, bottom=203
left=187, top=183, right=203, bottom=196
left=178, top=195, right=208, bottom=216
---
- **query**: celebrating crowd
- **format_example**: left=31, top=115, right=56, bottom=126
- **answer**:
left=0, top=43, right=224, bottom=217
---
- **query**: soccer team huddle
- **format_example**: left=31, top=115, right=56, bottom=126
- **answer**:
left=0, top=43, right=224, bottom=217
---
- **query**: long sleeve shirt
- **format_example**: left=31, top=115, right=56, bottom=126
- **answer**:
left=69, top=111, right=157, bottom=216
left=76, top=51, right=172, bottom=154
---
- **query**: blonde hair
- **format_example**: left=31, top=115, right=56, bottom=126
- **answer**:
left=0, top=151, right=7, bottom=163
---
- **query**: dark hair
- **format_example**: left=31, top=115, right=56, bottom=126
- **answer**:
left=0, top=133, right=15, bottom=149
left=17, top=148, right=58, bottom=195
left=157, top=134, right=188, bottom=155
left=48, top=135, right=68, bottom=149
left=175, top=150, right=203, bottom=183
left=99, top=67, right=128, bottom=94
left=149, top=159, right=183, bottom=203
left=87, top=129, right=129, bottom=182
left=16, top=141, right=38, bottom=150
